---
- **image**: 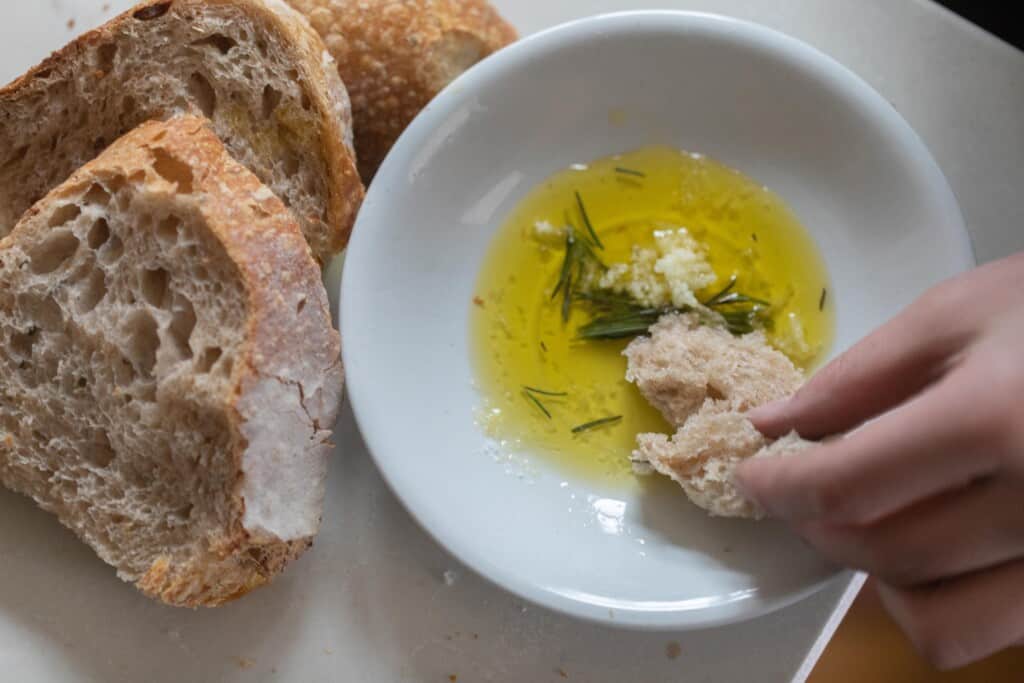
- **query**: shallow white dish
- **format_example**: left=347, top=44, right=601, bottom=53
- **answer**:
left=342, top=11, right=972, bottom=629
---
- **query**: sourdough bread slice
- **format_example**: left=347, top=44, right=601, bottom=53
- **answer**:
left=0, top=0, right=363, bottom=263
left=0, top=116, right=343, bottom=606
left=288, top=0, right=516, bottom=180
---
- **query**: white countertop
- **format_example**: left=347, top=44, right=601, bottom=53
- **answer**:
left=0, top=1, right=1020, bottom=681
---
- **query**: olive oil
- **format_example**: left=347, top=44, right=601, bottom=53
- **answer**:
left=471, top=146, right=833, bottom=483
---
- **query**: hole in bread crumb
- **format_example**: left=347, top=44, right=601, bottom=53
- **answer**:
left=192, top=33, right=237, bottom=55
left=156, top=216, right=180, bottom=244
left=187, top=72, right=217, bottom=118
left=114, top=356, right=136, bottom=387
left=99, top=233, right=123, bottom=264
left=141, top=267, right=170, bottom=308
left=256, top=39, right=268, bottom=56
left=124, top=310, right=160, bottom=379
left=30, top=230, right=80, bottom=274
left=93, top=137, right=108, bottom=154
left=196, top=346, right=222, bottom=374
left=133, top=2, right=171, bottom=21
left=296, top=297, right=307, bottom=314
left=301, top=91, right=312, bottom=111
left=97, top=43, right=117, bottom=72
left=176, top=503, right=194, bottom=520
left=11, top=329, right=36, bottom=359
left=88, top=218, right=110, bottom=249
left=47, top=203, right=81, bottom=228
left=169, top=296, right=196, bottom=360
left=77, top=377, right=87, bottom=389
left=122, top=95, right=137, bottom=118
left=77, top=268, right=107, bottom=313
left=87, top=431, right=116, bottom=468
left=106, top=174, right=127, bottom=193
left=219, top=355, right=234, bottom=377
left=151, top=147, right=194, bottom=193
left=283, top=152, right=300, bottom=176
left=83, top=183, right=111, bottom=206
left=261, top=84, right=282, bottom=119
left=3, top=145, right=28, bottom=169
left=18, top=295, right=63, bottom=330
left=136, top=382, right=157, bottom=403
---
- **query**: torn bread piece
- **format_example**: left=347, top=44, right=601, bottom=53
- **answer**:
left=624, top=312, right=804, bottom=425
left=625, top=312, right=813, bottom=518
left=634, top=403, right=812, bottom=518
left=0, top=0, right=364, bottom=263
left=0, top=116, right=343, bottom=606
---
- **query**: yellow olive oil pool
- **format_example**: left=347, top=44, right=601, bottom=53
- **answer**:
left=471, top=146, right=834, bottom=482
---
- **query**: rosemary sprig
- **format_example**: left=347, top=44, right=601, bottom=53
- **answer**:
left=562, top=272, right=573, bottom=321
left=701, top=275, right=771, bottom=334
left=575, top=191, right=604, bottom=250
left=703, top=276, right=738, bottom=306
left=577, top=307, right=672, bottom=340
left=522, top=390, right=552, bottom=419
left=523, top=386, right=567, bottom=397
left=551, top=229, right=576, bottom=301
left=819, top=288, right=828, bottom=311
left=572, top=416, right=623, bottom=433
left=614, top=167, right=646, bottom=178
left=707, top=292, right=771, bottom=308
left=550, top=226, right=606, bottom=322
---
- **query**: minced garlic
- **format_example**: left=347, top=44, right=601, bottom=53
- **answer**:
left=599, top=227, right=717, bottom=309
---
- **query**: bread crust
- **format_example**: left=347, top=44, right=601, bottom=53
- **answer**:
left=288, top=0, right=517, bottom=179
left=0, top=0, right=364, bottom=262
left=1, top=116, right=343, bottom=607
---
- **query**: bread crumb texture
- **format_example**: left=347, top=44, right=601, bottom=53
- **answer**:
left=0, top=117, right=342, bottom=606
left=625, top=313, right=812, bottom=518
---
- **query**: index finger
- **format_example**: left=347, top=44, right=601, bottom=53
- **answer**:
left=737, top=368, right=1003, bottom=525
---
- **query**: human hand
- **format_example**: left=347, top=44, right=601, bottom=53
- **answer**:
left=736, top=252, right=1024, bottom=670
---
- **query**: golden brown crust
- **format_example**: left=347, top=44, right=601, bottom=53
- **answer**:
left=288, top=0, right=517, bottom=179
left=8, top=116, right=342, bottom=608
left=0, top=0, right=364, bottom=260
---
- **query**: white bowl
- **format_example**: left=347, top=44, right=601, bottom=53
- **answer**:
left=341, top=11, right=972, bottom=629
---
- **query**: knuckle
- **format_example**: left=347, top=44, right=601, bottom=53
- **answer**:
left=839, top=531, right=922, bottom=584
left=885, top=589, right=971, bottom=671
left=914, top=626, right=971, bottom=671
left=808, top=476, right=850, bottom=521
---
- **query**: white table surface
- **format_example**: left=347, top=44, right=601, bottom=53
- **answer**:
left=0, top=2, right=1020, bottom=682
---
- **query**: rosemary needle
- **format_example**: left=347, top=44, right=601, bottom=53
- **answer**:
left=523, top=391, right=552, bottom=419
left=575, top=191, right=604, bottom=250
left=614, top=167, right=646, bottom=178
left=523, top=386, right=567, bottom=397
left=572, top=416, right=623, bottom=434
left=819, top=288, right=828, bottom=311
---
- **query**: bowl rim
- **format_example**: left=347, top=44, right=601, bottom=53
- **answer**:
left=341, top=10, right=971, bottom=630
